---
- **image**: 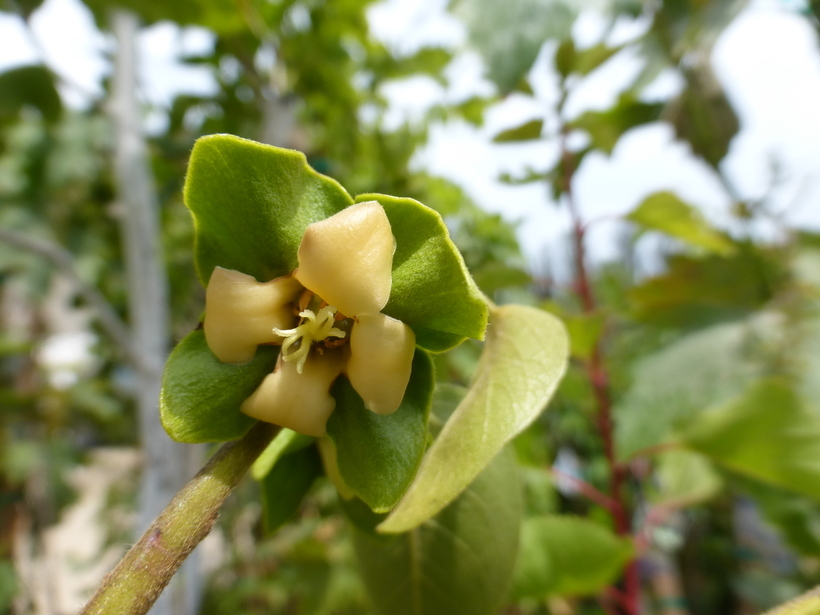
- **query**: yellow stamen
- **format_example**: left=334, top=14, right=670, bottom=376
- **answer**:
left=273, top=305, right=346, bottom=374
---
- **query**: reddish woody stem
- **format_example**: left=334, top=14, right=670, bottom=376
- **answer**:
left=560, top=136, right=640, bottom=615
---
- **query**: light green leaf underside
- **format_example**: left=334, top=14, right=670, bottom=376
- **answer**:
left=626, top=191, right=735, bottom=255
left=159, top=329, right=277, bottom=443
left=352, top=448, right=522, bottom=615
left=379, top=305, right=568, bottom=533
left=185, top=134, right=353, bottom=285
left=251, top=427, right=314, bottom=480
left=327, top=350, right=435, bottom=512
left=356, top=193, right=488, bottom=352
left=513, top=515, right=633, bottom=598
left=682, top=379, right=820, bottom=501
left=260, top=444, right=322, bottom=534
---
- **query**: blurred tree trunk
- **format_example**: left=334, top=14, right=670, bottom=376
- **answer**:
left=109, top=10, right=201, bottom=615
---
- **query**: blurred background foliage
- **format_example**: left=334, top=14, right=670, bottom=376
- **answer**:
left=3, top=0, right=820, bottom=613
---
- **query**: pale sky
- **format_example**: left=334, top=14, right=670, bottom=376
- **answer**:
left=2, top=0, right=819, bottom=277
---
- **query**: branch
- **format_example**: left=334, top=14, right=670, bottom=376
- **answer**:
left=0, top=228, right=145, bottom=371
left=80, top=422, right=279, bottom=615
left=548, top=467, right=620, bottom=515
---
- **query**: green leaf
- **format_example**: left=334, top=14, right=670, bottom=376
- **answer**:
left=563, top=312, right=605, bottom=361
left=665, top=63, right=739, bottom=169
left=627, top=191, right=735, bottom=255
left=327, top=349, right=435, bottom=512
left=615, top=318, right=769, bottom=459
left=184, top=134, right=353, bottom=286
left=0, top=65, right=61, bottom=123
left=573, top=43, right=621, bottom=75
left=650, top=450, right=723, bottom=507
left=251, top=428, right=314, bottom=480
left=630, top=245, right=784, bottom=328
left=570, top=94, right=663, bottom=153
left=454, top=0, right=576, bottom=93
left=513, top=515, right=633, bottom=598
left=351, top=448, right=522, bottom=615
left=554, top=39, right=576, bottom=78
left=379, top=305, right=568, bottom=532
left=492, top=118, right=544, bottom=143
left=357, top=193, right=489, bottom=352
left=260, top=444, right=322, bottom=533
left=160, top=330, right=277, bottom=443
left=682, top=380, right=820, bottom=500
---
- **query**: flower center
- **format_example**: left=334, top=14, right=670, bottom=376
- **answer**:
left=273, top=305, right=347, bottom=374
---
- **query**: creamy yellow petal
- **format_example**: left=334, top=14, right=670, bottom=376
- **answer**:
left=346, top=313, right=415, bottom=415
left=295, top=201, right=394, bottom=317
left=204, top=267, right=302, bottom=364
left=241, top=350, right=345, bottom=437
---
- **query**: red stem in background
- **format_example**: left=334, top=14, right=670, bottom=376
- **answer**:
left=560, top=140, right=640, bottom=615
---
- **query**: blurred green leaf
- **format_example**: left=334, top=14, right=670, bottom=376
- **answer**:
left=351, top=447, right=522, bottom=615
left=630, top=245, right=783, bottom=327
left=454, top=0, right=576, bottom=93
left=0, top=65, right=61, bottom=124
left=379, top=305, right=568, bottom=532
left=327, top=349, right=434, bottom=512
left=627, top=191, right=735, bottom=255
left=0, top=561, right=16, bottom=614
left=650, top=450, right=723, bottom=507
left=571, top=94, right=663, bottom=153
left=513, top=515, right=633, bottom=598
left=493, top=118, right=543, bottom=143
left=665, top=63, right=739, bottom=169
left=260, top=444, right=322, bottom=533
left=683, top=380, right=820, bottom=500
left=160, top=329, right=276, bottom=443
left=563, top=312, right=606, bottom=361
left=615, top=318, right=771, bottom=459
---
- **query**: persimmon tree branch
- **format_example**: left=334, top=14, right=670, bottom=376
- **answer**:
left=557, top=123, right=639, bottom=614
left=80, top=422, right=279, bottom=615
left=0, top=228, right=144, bottom=371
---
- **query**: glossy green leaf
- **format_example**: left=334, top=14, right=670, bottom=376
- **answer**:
left=351, top=448, right=522, bottom=615
left=159, top=330, right=277, bottom=443
left=185, top=134, right=353, bottom=286
left=251, top=428, right=314, bottom=480
left=260, top=445, right=322, bottom=533
left=554, top=39, right=576, bottom=78
left=627, top=191, right=735, bottom=255
left=357, top=193, right=489, bottom=352
left=493, top=119, right=544, bottom=143
left=379, top=305, right=568, bottom=533
left=513, top=515, right=633, bottom=598
left=683, top=380, right=820, bottom=500
left=327, top=349, right=435, bottom=512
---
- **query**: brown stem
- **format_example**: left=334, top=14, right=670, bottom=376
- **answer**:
left=79, top=422, right=279, bottom=615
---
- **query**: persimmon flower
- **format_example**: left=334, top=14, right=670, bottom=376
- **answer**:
left=202, top=201, right=415, bottom=438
